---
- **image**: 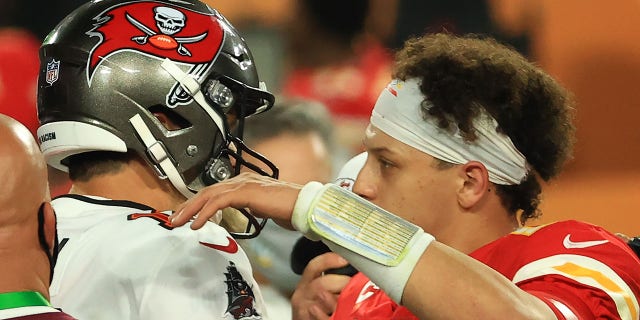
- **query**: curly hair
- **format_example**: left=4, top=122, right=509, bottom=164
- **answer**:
left=393, top=33, right=575, bottom=223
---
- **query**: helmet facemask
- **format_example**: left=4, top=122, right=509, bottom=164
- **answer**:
left=143, top=58, right=279, bottom=239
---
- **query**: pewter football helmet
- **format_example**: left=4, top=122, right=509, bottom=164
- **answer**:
left=37, top=0, right=277, bottom=238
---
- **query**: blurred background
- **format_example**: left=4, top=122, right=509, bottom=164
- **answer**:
left=1, top=0, right=638, bottom=234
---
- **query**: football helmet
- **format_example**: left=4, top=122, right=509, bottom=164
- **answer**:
left=37, top=0, right=277, bottom=238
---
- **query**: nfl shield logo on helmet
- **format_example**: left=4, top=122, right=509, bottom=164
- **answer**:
left=46, top=59, right=60, bottom=85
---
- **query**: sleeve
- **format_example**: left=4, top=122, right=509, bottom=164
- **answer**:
left=511, top=224, right=640, bottom=320
left=136, top=222, right=268, bottom=320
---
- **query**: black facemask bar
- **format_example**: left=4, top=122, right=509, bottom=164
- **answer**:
left=224, top=134, right=278, bottom=239
left=199, top=75, right=276, bottom=239
left=200, top=126, right=279, bottom=239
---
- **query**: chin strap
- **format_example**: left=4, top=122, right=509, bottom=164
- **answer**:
left=128, top=58, right=231, bottom=199
left=129, top=114, right=193, bottom=199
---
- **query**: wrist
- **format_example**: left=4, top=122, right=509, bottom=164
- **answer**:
left=290, top=182, right=435, bottom=302
left=291, top=181, right=325, bottom=240
left=323, top=230, right=433, bottom=303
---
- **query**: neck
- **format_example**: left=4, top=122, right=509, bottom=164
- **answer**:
left=0, top=245, right=51, bottom=301
left=438, top=198, right=520, bottom=254
left=69, top=157, right=186, bottom=211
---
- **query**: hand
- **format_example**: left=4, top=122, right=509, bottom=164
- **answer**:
left=292, top=252, right=352, bottom=320
left=170, top=172, right=303, bottom=230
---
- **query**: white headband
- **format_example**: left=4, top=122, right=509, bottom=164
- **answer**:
left=370, top=78, right=528, bottom=185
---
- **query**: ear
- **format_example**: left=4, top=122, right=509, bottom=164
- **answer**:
left=42, top=202, right=57, bottom=252
left=457, top=161, right=491, bottom=209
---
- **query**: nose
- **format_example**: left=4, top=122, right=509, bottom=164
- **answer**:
left=351, top=162, right=376, bottom=201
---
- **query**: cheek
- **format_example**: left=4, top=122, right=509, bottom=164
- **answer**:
left=377, top=174, right=454, bottom=227
left=374, top=178, right=425, bottom=222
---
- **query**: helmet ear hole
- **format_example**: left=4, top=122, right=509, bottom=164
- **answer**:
left=149, top=105, right=192, bottom=131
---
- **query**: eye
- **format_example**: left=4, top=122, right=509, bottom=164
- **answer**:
left=378, top=157, right=394, bottom=170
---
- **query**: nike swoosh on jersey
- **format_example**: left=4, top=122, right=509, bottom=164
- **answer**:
left=563, top=234, right=609, bottom=249
left=199, top=236, right=238, bottom=254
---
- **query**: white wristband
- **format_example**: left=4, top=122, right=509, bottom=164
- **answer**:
left=292, top=181, right=325, bottom=241
left=323, top=232, right=432, bottom=303
left=291, top=182, right=435, bottom=301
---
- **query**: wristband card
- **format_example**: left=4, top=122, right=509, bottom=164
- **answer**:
left=307, top=185, right=421, bottom=266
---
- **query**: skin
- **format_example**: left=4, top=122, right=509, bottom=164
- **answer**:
left=356, top=124, right=520, bottom=253
left=69, top=156, right=186, bottom=211
left=171, top=123, right=557, bottom=319
left=243, top=132, right=333, bottom=185
left=69, top=112, right=190, bottom=211
left=0, top=114, right=56, bottom=299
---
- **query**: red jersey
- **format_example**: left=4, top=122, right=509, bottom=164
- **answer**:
left=331, top=220, right=640, bottom=319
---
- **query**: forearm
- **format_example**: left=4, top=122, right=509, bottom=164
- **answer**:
left=401, top=242, right=555, bottom=319
left=294, top=182, right=557, bottom=319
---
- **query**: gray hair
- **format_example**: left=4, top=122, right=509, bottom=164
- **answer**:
left=243, top=97, right=336, bottom=152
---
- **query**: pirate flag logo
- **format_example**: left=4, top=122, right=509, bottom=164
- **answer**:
left=86, top=1, right=224, bottom=106
left=223, top=262, right=261, bottom=320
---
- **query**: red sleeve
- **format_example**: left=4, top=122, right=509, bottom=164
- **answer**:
left=509, top=221, right=640, bottom=320
left=522, top=276, right=609, bottom=320
left=474, top=221, right=640, bottom=319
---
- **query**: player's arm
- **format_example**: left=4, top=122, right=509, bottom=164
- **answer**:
left=171, top=177, right=556, bottom=319
left=291, top=182, right=557, bottom=319
left=292, top=183, right=640, bottom=319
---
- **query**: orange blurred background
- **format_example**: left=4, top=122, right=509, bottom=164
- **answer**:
left=490, top=0, right=640, bottom=235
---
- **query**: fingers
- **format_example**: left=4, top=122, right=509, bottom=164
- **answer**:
left=170, top=172, right=303, bottom=230
left=616, top=233, right=632, bottom=242
left=299, top=252, right=350, bottom=284
left=292, top=279, right=339, bottom=320
left=308, top=305, right=331, bottom=320
left=291, top=252, right=353, bottom=319
left=170, top=178, right=244, bottom=228
left=171, top=191, right=207, bottom=227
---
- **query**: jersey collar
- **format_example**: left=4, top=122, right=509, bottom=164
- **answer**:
left=0, top=291, right=50, bottom=310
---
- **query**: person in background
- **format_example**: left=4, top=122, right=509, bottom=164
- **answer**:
left=237, top=98, right=337, bottom=318
left=171, top=33, right=640, bottom=319
left=0, top=114, right=75, bottom=319
left=36, top=0, right=276, bottom=318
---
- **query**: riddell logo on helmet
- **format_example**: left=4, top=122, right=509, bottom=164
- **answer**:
left=85, top=1, right=223, bottom=88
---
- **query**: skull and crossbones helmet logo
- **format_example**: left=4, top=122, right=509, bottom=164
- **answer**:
left=154, top=6, right=185, bottom=35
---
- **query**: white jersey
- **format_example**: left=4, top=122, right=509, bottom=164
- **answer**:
left=50, top=195, right=267, bottom=320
